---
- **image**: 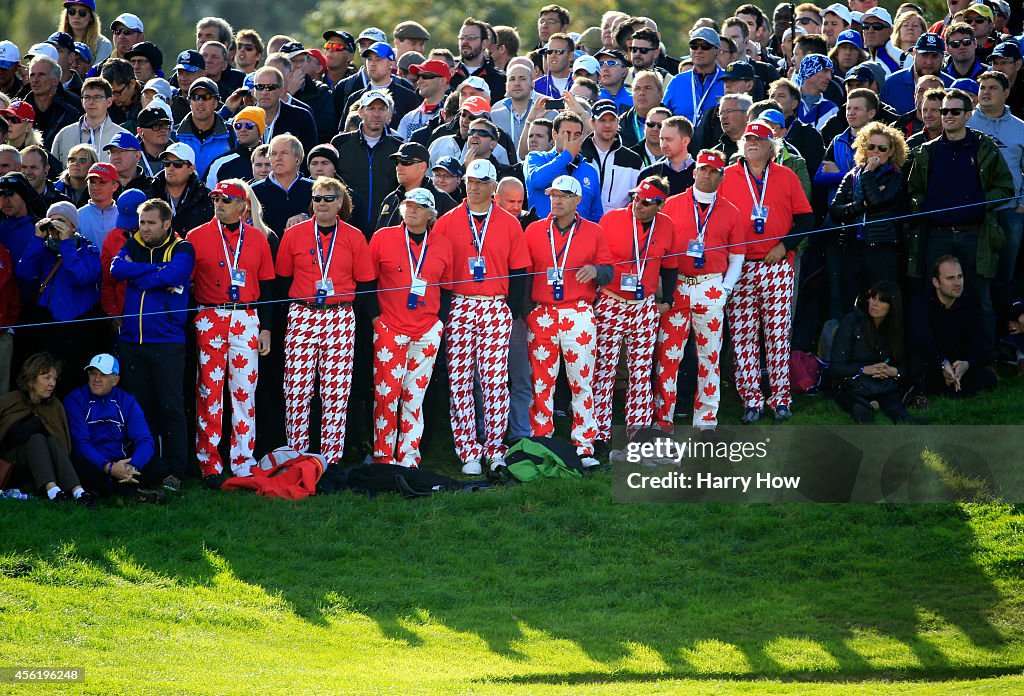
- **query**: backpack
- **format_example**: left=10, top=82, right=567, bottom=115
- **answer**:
left=504, top=437, right=583, bottom=482
left=790, top=349, right=827, bottom=395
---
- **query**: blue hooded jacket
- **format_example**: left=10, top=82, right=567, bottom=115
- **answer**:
left=65, top=384, right=155, bottom=470
left=16, top=235, right=100, bottom=320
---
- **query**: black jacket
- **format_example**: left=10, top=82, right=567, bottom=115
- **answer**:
left=830, top=307, right=904, bottom=383
left=907, top=290, right=983, bottom=372
left=251, top=176, right=314, bottom=235
left=329, top=127, right=403, bottom=237
left=267, top=100, right=319, bottom=161
left=375, top=179, right=458, bottom=231
left=145, top=171, right=214, bottom=237
left=344, top=82, right=422, bottom=131
left=449, top=56, right=506, bottom=101
left=332, top=70, right=416, bottom=125
left=829, top=164, right=905, bottom=246
left=25, top=88, right=84, bottom=151
left=785, top=119, right=825, bottom=180
left=205, top=144, right=259, bottom=185
left=294, top=76, right=337, bottom=143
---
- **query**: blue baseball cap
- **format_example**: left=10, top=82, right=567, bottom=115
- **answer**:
left=115, top=189, right=148, bottom=229
left=103, top=131, right=142, bottom=152
left=73, top=42, right=92, bottom=63
left=760, top=109, right=787, bottom=127
left=689, top=27, right=721, bottom=48
left=836, top=29, right=864, bottom=50
left=914, top=33, right=944, bottom=54
left=64, top=0, right=96, bottom=11
left=433, top=156, right=464, bottom=178
left=951, top=78, right=980, bottom=95
left=991, top=40, right=1023, bottom=61
left=174, top=49, right=205, bottom=73
left=46, top=32, right=75, bottom=53
left=361, top=42, right=396, bottom=61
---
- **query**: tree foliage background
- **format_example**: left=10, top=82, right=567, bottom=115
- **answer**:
left=3, top=1, right=951, bottom=64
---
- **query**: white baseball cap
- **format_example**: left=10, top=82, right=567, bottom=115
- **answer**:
left=572, top=54, right=600, bottom=75
left=0, top=41, right=20, bottom=70
left=110, top=13, right=144, bottom=33
left=464, top=159, right=498, bottom=182
left=86, top=353, right=120, bottom=375
left=457, top=75, right=491, bottom=96
left=545, top=175, right=582, bottom=197
left=159, top=142, right=196, bottom=165
left=25, top=43, right=59, bottom=62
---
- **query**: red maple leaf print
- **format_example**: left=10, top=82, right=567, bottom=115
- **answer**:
left=705, top=286, right=723, bottom=300
left=694, top=398, right=704, bottom=412
left=582, top=427, right=597, bottom=440
left=569, top=381, right=582, bottom=395
left=702, top=411, right=716, bottom=422
left=703, top=383, right=717, bottom=397
left=708, top=317, right=722, bottom=333
left=692, top=303, right=707, bottom=315
left=708, top=350, right=719, bottom=364
left=229, top=321, right=246, bottom=336
left=247, top=370, right=258, bottom=385
left=582, top=395, right=593, bottom=410
left=416, top=374, right=429, bottom=389
left=231, top=353, right=249, bottom=370
left=233, top=387, right=248, bottom=403
left=235, top=420, right=250, bottom=435
left=247, top=335, right=260, bottom=350
left=400, top=419, right=414, bottom=433
left=698, top=363, right=709, bottom=379
left=576, top=331, right=592, bottom=346
left=564, top=349, right=579, bottom=364
left=422, top=343, right=437, bottom=358
left=402, top=389, right=415, bottom=403
left=578, top=364, right=590, bottom=378
left=695, top=333, right=708, bottom=347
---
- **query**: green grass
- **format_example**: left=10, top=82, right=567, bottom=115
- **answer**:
left=1, top=370, right=1023, bottom=694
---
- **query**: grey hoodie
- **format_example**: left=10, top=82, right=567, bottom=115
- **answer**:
left=969, top=105, right=1024, bottom=208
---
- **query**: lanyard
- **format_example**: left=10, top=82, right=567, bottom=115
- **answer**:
left=692, top=195, right=717, bottom=246
left=465, top=202, right=492, bottom=255
left=314, top=221, right=339, bottom=281
left=218, top=221, right=245, bottom=275
left=630, top=112, right=644, bottom=145
left=81, top=117, right=104, bottom=148
left=547, top=214, right=578, bottom=279
left=690, top=68, right=721, bottom=127
left=141, top=154, right=154, bottom=178
left=743, top=162, right=770, bottom=212
left=403, top=225, right=428, bottom=282
left=632, top=214, right=655, bottom=277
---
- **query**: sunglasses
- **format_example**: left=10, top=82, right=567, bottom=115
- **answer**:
left=947, top=37, right=974, bottom=48
left=796, top=17, right=820, bottom=25
left=646, top=121, right=664, bottom=128
left=940, top=107, right=966, bottom=116
left=637, top=198, right=663, bottom=206
left=66, top=7, right=90, bottom=17
left=861, top=22, right=889, bottom=31
left=234, top=121, right=257, bottom=130
left=468, top=128, right=495, bottom=138
left=546, top=48, right=569, bottom=55
left=311, top=194, right=338, bottom=203
left=253, top=83, right=280, bottom=91
left=237, top=43, right=258, bottom=51
left=324, top=42, right=348, bottom=52
left=191, top=93, right=215, bottom=102
left=598, top=60, right=623, bottom=68
left=67, top=156, right=92, bottom=164
left=209, top=194, right=240, bottom=202
left=689, top=42, right=715, bottom=51
left=5, top=116, right=23, bottom=124
left=111, top=28, right=139, bottom=36
left=864, top=142, right=889, bottom=152
left=161, top=159, right=191, bottom=168
left=396, top=159, right=424, bottom=166
left=417, top=73, right=440, bottom=80
left=630, top=46, right=655, bottom=54
left=0, top=191, right=14, bottom=197
left=966, top=17, right=990, bottom=25
left=144, top=123, right=170, bottom=131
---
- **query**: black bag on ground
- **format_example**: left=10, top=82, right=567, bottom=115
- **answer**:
left=316, top=463, right=490, bottom=498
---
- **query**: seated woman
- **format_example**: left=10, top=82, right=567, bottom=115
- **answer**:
left=0, top=352, right=95, bottom=505
left=829, top=281, right=915, bottom=423
left=829, top=121, right=907, bottom=316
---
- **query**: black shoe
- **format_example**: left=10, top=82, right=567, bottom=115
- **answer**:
left=76, top=491, right=97, bottom=509
left=851, top=403, right=874, bottom=423
left=741, top=407, right=761, bottom=424
left=773, top=405, right=793, bottom=421
left=51, top=489, right=72, bottom=503
left=135, top=488, right=166, bottom=505
left=162, top=475, right=183, bottom=494
left=204, top=473, right=226, bottom=490
left=593, top=440, right=610, bottom=460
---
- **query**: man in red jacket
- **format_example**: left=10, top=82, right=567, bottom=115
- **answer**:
left=368, top=188, right=453, bottom=468
left=433, top=159, right=530, bottom=475
left=593, top=176, right=676, bottom=444
left=655, top=151, right=745, bottom=432
left=522, top=175, right=613, bottom=467
left=186, top=180, right=276, bottom=487
left=719, top=122, right=813, bottom=423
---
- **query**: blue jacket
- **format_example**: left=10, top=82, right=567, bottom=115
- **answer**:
left=663, top=66, right=725, bottom=129
left=534, top=73, right=573, bottom=98
left=173, top=114, right=236, bottom=180
left=523, top=148, right=604, bottom=222
left=111, top=231, right=195, bottom=344
left=65, top=385, right=154, bottom=470
left=880, top=68, right=954, bottom=115
left=0, top=215, right=39, bottom=301
left=16, top=235, right=100, bottom=320
left=816, top=127, right=858, bottom=204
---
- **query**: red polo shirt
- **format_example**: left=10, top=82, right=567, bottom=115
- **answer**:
left=276, top=218, right=375, bottom=304
left=598, top=207, right=676, bottom=300
left=187, top=219, right=275, bottom=305
left=662, top=190, right=744, bottom=276
left=523, top=214, right=613, bottom=305
left=433, top=202, right=530, bottom=297
left=369, top=224, right=453, bottom=338
left=719, top=160, right=812, bottom=260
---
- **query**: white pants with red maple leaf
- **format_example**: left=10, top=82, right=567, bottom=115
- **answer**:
left=446, top=296, right=512, bottom=465
left=593, top=292, right=658, bottom=442
left=284, top=303, right=356, bottom=464
left=194, top=307, right=260, bottom=477
left=653, top=275, right=728, bottom=429
left=526, top=302, right=599, bottom=455
left=727, top=259, right=794, bottom=410
left=371, top=318, right=442, bottom=468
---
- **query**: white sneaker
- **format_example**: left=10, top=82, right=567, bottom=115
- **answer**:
left=489, top=455, right=506, bottom=471
left=580, top=456, right=600, bottom=469
left=461, top=459, right=483, bottom=475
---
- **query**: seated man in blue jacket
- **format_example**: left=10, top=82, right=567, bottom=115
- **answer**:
left=65, top=353, right=164, bottom=504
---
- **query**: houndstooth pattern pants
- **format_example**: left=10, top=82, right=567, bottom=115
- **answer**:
left=371, top=319, right=443, bottom=468
left=593, top=293, right=659, bottom=441
left=726, top=260, right=794, bottom=410
left=194, top=307, right=259, bottom=477
left=653, top=275, right=728, bottom=429
left=284, top=303, right=356, bottom=464
left=526, top=302, right=599, bottom=455
left=446, top=296, right=512, bottom=464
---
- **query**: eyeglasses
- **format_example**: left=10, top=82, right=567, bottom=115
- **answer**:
left=630, top=46, right=655, bottom=54
left=598, top=60, right=623, bottom=68
left=396, top=159, right=424, bottom=166
left=81, top=94, right=107, bottom=102
left=546, top=48, right=569, bottom=55
left=110, top=83, right=130, bottom=96
left=689, top=42, right=715, bottom=51
left=940, top=107, right=967, bottom=116
left=458, top=34, right=482, bottom=42
left=66, top=7, right=90, bottom=17
left=111, top=28, right=139, bottom=36
left=417, top=73, right=441, bottom=80
left=191, top=93, right=215, bottom=102
left=160, top=159, right=191, bottom=168
left=209, top=194, right=240, bottom=202
left=796, top=17, right=820, bottom=25
left=646, top=121, right=664, bottom=128
left=237, top=43, right=258, bottom=51
left=67, top=156, right=92, bottom=164
left=468, top=128, right=495, bottom=138
left=0, top=191, right=14, bottom=198
left=861, top=22, right=889, bottom=31
left=144, top=123, right=170, bottom=132
left=324, top=42, right=348, bottom=51
left=4, top=116, right=23, bottom=124
left=234, top=121, right=257, bottom=130
left=311, top=194, right=338, bottom=202
left=253, top=83, right=280, bottom=91
left=864, top=142, right=889, bottom=152
left=947, top=37, right=974, bottom=48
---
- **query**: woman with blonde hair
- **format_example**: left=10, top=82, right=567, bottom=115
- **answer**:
left=829, top=121, right=908, bottom=313
left=58, top=1, right=112, bottom=65
left=54, top=143, right=97, bottom=206
left=893, top=11, right=928, bottom=52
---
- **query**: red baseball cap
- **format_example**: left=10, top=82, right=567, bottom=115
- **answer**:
left=409, top=59, right=451, bottom=81
left=308, top=49, right=328, bottom=72
left=742, top=121, right=774, bottom=140
left=461, top=95, right=491, bottom=115
left=696, top=151, right=727, bottom=171
left=630, top=179, right=668, bottom=201
left=86, top=162, right=118, bottom=183
left=210, top=181, right=247, bottom=200
left=0, top=100, right=35, bottom=122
